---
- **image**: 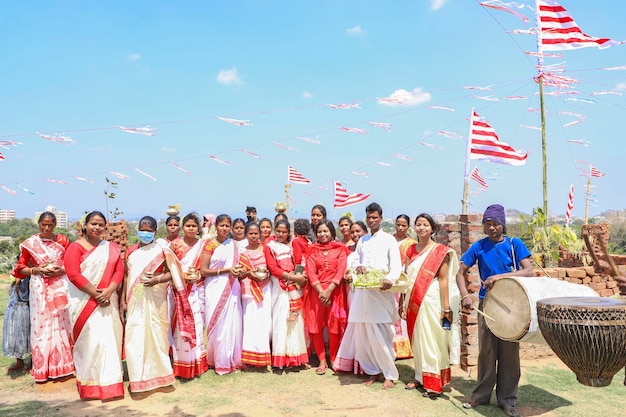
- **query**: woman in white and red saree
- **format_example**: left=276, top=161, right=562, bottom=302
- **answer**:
left=400, top=213, right=460, bottom=398
left=239, top=222, right=272, bottom=368
left=169, top=212, right=209, bottom=378
left=13, top=211, right=74, bottom=381
left=200, top=214, right=244, bottom=375
left=264, top=220, right=308, bottom=369
left=121, top=216, right=194, bottom=393
left=65, top=211, right=125, bottom=400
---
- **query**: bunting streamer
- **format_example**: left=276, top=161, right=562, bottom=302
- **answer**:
left=419, top=142, right=442, bottom=150
left=117, top=126, right=156, bottom=137
left=217, top=116, right=252, bottom=126
left=340, top=127, right=368, bottom=135
left=16, top=184, right=35, bottom=195
left=327, top=103, right=360, bottom=109
left=171, top=163, right=192, bottom=175
left=368, top=122, right=392, bottom=131
left=296, top=136, right=320, bottom=144
left=0, top=140, right=22, bottom=148
left=392, top=153, right=411, bottom=161
left=479, top=1, right=530, bottom=23
left=567, top=139, right=590, bottom=146
left=376, top=161, right=393, bottom=167
left=240, top=148, right=261, bottom=159
left=333, top=181, right=371, bottom=208
left=110, top=171, right=130, bottom=181
left=352, top=171, right=369, bottom=178
left=1, top=184, right=16, bottom=195
left=469, top=110, right=528, bottom=166
left=47, top=179, right=68, bottom=185
left=209, top=155, right=230, bottom=165
left=470, top=167, right=489, bottom=188
left=74, top=176, right=94, bottom=183
left=36, top=132, right=76, bottom=145
left=590, top=164, right=605, bottom=177
left=438, top=131, right=463, bottom=140
left=273, top=142, right=298, bottom=151
left=429, top=105, right=455, bottom=112
left=134, top=168, right=158, bottom=181
left=287, top=166, right=311, bottom=184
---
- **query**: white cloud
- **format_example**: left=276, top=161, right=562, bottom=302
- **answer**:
left=128, top=53, right=141, bottom=61
left=302, top=91, right=313, bottom=99
left=161, top=146, right=176, bottom=153
left=377, top=87, right=432, bottom=107
left=430, top=0, right=447, bottom=11
left=216, top=67, right=242, bottom=85
left=346, top=25, right=366, bottom=36
left=615, top=81, right=626, bottom=90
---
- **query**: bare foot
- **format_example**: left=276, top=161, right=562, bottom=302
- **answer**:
left=382, top=379, right=395, bottom=390
left=287, top=311, right=299, bottom=322
left=363, top=375, right=378, bottom=386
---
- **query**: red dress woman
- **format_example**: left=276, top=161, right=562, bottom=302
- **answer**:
left=305, top=220, right=347, bottom=375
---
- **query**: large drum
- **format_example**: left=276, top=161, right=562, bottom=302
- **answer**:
left=537, top=297, right=626, bottom=387
left=483, top=277, right=598, bottom=344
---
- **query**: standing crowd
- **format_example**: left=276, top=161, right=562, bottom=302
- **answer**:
left=2, top=202, right=532, bottom=417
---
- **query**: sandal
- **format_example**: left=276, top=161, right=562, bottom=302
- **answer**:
left=404, top=380, right=422, bottom=390
left=422, top=391, right=440, bottom=399
left=462, top=400, right=481, bottom=409
left=315, top=366, right=327, bottom=375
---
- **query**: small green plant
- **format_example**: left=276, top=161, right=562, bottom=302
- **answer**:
left=521, top=207, right=587, bottom=267
left=104, top=177, right=123, bottom=221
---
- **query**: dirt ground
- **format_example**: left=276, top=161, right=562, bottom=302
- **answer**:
left=0, top=355, right=593, bottom=417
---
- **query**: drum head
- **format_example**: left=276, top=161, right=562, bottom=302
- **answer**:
left=483, top=278, right=530, bottom=341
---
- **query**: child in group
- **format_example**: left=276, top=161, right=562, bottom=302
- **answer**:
left=281, top=219, right=309, bottom=322
left=2, top=269, right=30, bottom=373
left=292, top=218, right=310, bottom=266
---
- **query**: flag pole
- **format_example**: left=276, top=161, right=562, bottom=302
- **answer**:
left=584, top=176, right=591, bottom=224
left=462, top=108, right=474, bottom=215
left=536, top=0, right=549, bottom=222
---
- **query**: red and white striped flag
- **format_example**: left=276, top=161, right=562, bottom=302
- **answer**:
left=590, top=164, right=605, bottom=178
left=287, top=166, right=311, bottom=184
left=565, top=184, right=574, bottom=226
left=538, top=0, right=623, bottom=51
left=470, top=167, right=489, bottom=188
left=469, top=111, right=528, bottom=166
left=334, top=181, right=371, bottom=208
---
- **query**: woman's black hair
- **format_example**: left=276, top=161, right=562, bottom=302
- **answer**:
left=138, top=215, right=158, bottom=231
left=314, top=219, right=336, bottom=240
left=274, top=219, right=291, bottom=242
left=311, top=204, right=327, bottom=219
left=215, top=214, right=232, bottom=225
left=38, top=211, right=57, bottom=224
left=166, top=215, right=180, bottom=225
left=415, top=213, right=440, bottom=236
left=351, top=220, right=368, bottom=234
left=396, top=214, right=411, bottom=225
left=244, top=221, right=260, bottom=234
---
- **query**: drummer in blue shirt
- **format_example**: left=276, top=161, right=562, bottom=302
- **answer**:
left=456, top=204, right=534, bottom=417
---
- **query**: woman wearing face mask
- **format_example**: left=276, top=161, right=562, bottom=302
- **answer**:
left=120, top=216, right=195, bottom=393
left=305, top=220, right=347, bottom=375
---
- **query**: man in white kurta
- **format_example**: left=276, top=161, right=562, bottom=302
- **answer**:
left=336, top=202, right=401, bottom=389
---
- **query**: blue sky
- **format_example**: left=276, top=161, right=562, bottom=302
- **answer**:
left=1, top=0, right=624, bottom=221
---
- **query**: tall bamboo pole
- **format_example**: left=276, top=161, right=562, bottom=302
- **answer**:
left=539, top=76, right=549, bottom=220
left=584, top=177, right=591, bottom=224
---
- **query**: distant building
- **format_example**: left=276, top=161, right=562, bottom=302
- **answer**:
left=35, top=205, right=69, bottom=229
left=0, top=209, right=16, bottom=223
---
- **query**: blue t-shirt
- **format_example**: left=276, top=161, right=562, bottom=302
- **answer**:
left=461, top=236, right=531, bottom=299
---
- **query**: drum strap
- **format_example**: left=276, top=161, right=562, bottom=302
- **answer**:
left=508, top=236, right=518, bottom=272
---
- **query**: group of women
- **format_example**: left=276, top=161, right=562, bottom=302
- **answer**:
left=3, top=205, right=460, bottom=401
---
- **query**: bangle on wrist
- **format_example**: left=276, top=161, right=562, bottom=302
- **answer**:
left=462, top=294, right=473, bottom=300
